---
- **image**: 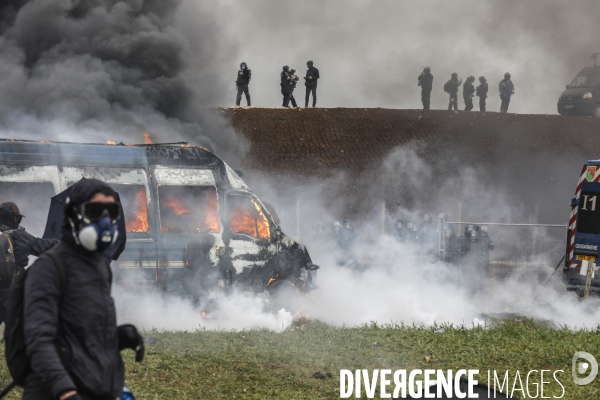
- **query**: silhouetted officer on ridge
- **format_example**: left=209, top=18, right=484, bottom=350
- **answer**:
left=444, top=73, right=462, bottom=111
left=476, top=76, right=488, bottom=112
left=463, top=76, right=475, bottom=112
left=235, top=62, right=251, bottom=107
left=304, top=60, right=320, bottom=108
left=418, top=67, right=433, bottom=110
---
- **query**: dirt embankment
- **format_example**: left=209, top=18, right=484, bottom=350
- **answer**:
left=220, top=108, right=600, bottom=223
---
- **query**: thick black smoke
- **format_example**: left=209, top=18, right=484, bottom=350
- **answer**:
left=0, top=0, right=246, bottom=165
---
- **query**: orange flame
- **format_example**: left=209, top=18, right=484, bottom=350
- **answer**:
left=126, top=188, right=149, bottom=233
left=159, top=191, right=219, bottom=233
left=229, top=205, right=256, bottom=237
left=106, top=140, right=116, bottom=145
left=253, top=199, right=270, bottom=240
left=143, top=132, right=153, bottom=144
left=200, top=311, right=211, bottom=319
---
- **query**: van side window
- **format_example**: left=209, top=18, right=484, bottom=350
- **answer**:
left=158, top=186, right=219, bottom=233
left=110, top=184, right=149, bottom=233
left=228, top=195, right=270, bottom=240
left=0, top=182, right=55, bottom=237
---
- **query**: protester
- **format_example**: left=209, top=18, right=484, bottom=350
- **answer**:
left=418, top=67, right=433, bottom=110
left=304, top=60, right=320, bottom=107
left=22, top=179, right=144, bottom=400
left=499, top=72, right=515, bottom=113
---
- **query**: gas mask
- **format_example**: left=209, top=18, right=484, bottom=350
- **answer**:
left=70, top=201, right=120, bottom=252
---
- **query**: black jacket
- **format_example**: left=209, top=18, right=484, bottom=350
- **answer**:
left=446, top=78, right=461, bottom=95
left=24, top=179, right=125, bottom=399
left=236, top=68, right=251, bottom=85
left=281, top=71, right=296, bottom=94
left=463, top=81, right=475, bottom=98
left=305, top=66, right=319, bottom=86
left=0, top=224, right=58, bottom=272
left=476, top=82, right=488, bottom=98
left=418, top=72, right=433, bottom=89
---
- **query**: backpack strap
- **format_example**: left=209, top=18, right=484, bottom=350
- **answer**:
left=45, top=250, right=66, bottom=293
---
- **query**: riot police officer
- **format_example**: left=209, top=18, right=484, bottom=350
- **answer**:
left=476, top=76, right=488, bottom=112
left=235, top=62, right=251, bottom=107
left=393, top=219, right=408, bottom=242
left=463, top=76, right=475, bottom=112
left=418, top=67, right=434, bottom=110
left=444, top=73, right=462, bottom=111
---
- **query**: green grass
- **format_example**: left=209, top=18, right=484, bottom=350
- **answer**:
left=0, top=319, right=599, bottom=399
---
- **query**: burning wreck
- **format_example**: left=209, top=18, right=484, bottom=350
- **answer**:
left=0, top=139, right=318, bottom=297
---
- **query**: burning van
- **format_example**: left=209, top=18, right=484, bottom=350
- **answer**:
left=0, top=139, right=317, bottom=296
left=565, top=161, right=600, bottom=295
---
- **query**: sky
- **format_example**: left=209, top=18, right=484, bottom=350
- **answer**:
left=195, top=0, right=600, bottom=114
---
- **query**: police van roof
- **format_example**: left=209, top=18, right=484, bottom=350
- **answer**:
left=0, top=139, right=222, bottom=168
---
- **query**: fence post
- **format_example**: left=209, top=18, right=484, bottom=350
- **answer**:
left=532, top=202, right=539, bottom=258
left=438, top=213, right=446, bottom=261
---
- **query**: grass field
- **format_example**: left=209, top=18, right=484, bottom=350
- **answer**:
left=0, top=319, right=598, bottom=399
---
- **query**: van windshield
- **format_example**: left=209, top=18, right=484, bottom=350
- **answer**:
left=0, top=182, right=55, bottom=237
left=570, top=73, right=600, bottom=88
left=110, top=184, right=149, bottom=233
left=158, top=186, right=219, bottom=233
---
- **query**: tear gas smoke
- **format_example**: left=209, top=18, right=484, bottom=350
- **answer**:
left=0, top=0, right=246, bottom=165
left=112, top=146, right=599, bottom=332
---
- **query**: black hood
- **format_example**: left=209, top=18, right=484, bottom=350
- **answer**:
left=61, top=179, right=116, bottom=246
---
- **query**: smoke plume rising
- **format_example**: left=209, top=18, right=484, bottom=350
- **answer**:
left=0, top=0, right=246, bottom=165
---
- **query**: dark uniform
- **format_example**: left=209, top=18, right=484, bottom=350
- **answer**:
left=418, top=68, right=433, bottom=110
left=463, top=76, right=475, bottom=112
left=499, top=73, right=514, bottom=113
left=393, top=219, right=409, bottom=243
left=445, top=73, right=462, bottom=111
left=0, top=202, right=58, bottom=325
left=280, top=66, right=298, bottom=108
left=235, top=62, right=251, bottom=107
left=456, top=225, right=494, bottom=292
left=476, top=76, right=488, bottom=112
left=304, top=61, right=320, bottom=107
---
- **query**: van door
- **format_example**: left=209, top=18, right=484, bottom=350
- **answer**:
left=226, top=193, right=274, bottom=287
left=153, top=166, right=222, bottom=294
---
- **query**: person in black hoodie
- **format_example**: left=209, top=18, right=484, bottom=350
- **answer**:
left=23, top=179, right=144, bottom=400
left=235, top=62, right=251, bottom=107
left=476, top=76, right=488, bottom=112
left=0, top=202, right=58, bottom=325
left=304, top=60, right=319, bottom=108
left=417, top=67, right=433, bottom=110
left=463, top=76, right=475, bottom=112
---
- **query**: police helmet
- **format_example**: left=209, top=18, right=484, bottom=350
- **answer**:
left=464, top=224, right=475, bottom=235
left=290, top=68, right=296, bottom=74
left=505, top=72, right=511, bottom=78
left=479, top=76, right=486, bottom=82
left=395, top=219, right=405, bottom=229
left=480, top=225, right=489, bottom=237
left=283, top=65, right=289, bottom=71
left=343, top=219, right=353, bottom=230
left=0, top=202, right=24, bottom=228
left=467, top=76, right=475, bottom=81
left=424, top=67, right=430, bottom=72
left=240, top=62, right=247, bottom=69
left=451, top=73, right=458, bottom=79
left=466, top=228, right=478, bottom=239
left=307, top=60, right=314, bottom=66
left=332, top=221, right=342, bottom=233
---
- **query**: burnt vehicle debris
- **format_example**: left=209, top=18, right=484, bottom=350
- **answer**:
left=0, top=139, right=318, bottom=298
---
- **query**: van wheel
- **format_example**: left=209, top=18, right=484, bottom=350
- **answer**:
left=594, top=104, right=600, bottom=117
